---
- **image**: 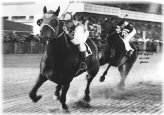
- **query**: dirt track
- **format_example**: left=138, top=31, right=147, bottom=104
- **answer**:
left=3, top=53, right=163, bottom=114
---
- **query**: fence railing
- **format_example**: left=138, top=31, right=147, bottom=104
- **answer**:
left=3, top=41, right=44, bottom=54
left=3, top=40, right=163, bottom=54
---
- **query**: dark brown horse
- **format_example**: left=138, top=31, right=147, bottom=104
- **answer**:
left=99, top=19, right=138, bottom=89
left=29, top=6, right=100, bottom=111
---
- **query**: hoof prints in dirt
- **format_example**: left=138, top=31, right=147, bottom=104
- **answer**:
left=88, top=82, right=162, bottom=113
left=69, top=100, right=90, bottom=109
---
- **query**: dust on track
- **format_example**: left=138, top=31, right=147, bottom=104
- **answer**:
left=2, top=53, right=163, bottom=114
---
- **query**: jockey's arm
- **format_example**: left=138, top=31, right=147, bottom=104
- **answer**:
left=125, top=27, right=136, bottom=41
left=64, top=25, right=84, bottom=41
left=74, top=26, right=85, bottom=40
left=66, top=33, right=74, bottom=40
left=63, top=26, right=74, bottom=40
left=129, top=27, right=136, bottom=38
left=116, top=26, right=121, bottom=33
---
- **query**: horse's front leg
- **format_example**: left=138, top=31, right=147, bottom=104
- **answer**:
left=83, top=74, right=94, bottom=102
left=53, top=84, right=62, bottom=100
left=60, top=83, right=70, bottom=110
left=118, top=63, right=132, bottom=90
left=99, top=64, right=111, bottom=82
left=29, top=74, right=47, bottom=102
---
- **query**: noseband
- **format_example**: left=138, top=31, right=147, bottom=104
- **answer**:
left=41, top=24, right=56, bottom=35
left=41, top=20, right=65, bottom=43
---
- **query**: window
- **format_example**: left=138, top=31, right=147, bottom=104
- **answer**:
left=3, top=17, right=8, bottom=20
left=12, top=16, right=26, bottom=20
left=29, top=16, right=34, bottom=19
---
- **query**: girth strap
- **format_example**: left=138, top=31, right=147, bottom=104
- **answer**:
left=64, top=33, right=71, bottom=49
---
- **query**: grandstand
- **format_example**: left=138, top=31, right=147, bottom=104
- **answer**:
left=2, top=1, right=163, bottom=53
left=66, top=2, right=162, bottom=51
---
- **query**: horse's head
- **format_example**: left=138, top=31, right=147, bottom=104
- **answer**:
left=101, top=19, right=115, bottom=38
left=37, top=6, right=60, bottom=39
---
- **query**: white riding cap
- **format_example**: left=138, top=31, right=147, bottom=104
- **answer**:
left=124, top=21, right=129, bottom=26
left=60, top=13, right=72, bottom=21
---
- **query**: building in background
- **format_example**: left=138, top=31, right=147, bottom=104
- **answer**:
left=2, top=0, right=36, bottom=25
left=2, top=0, right=163, bottom=53
left=2, top=1, right=163, bottom=33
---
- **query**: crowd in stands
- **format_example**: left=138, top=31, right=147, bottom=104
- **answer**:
left=74, top=12, right=162, bottom=52
left=3, top=11, right=162, bottom=53
left=3, top=31, right=39, bottom=42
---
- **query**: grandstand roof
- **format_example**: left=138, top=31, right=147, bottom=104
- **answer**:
left=92, top=2, right=162, bottom=15
left=67, top=3, right=163, bottom=22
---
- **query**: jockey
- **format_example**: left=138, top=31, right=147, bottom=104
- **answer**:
left=61, top=13, right=89, bottom=70
left=116, top=19, right=136, bottom=56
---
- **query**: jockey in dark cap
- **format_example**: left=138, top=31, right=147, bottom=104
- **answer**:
left=116, top=19, right=136, bottom=56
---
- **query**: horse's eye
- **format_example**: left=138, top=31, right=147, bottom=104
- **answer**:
left=51, top=19, right=59, bottom=27
left=37, top=19, right=43, bottom=26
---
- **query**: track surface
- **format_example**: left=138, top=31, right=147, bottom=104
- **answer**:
left=3, top=53, right=163, bottom=114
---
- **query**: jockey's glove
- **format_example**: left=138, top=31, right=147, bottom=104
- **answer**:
left=63, top=26, right=69, bottom=34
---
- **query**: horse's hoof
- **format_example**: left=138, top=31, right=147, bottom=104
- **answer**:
left=117, top=85, right=125, bottom=91
left=62, top=103, right=68, bottom=110
left=83, top=95, right=90, bottom=102
left=76, top=100, right=90, bottom=108
left=62, top=108, right=70, bottom=113
left=48, top=108, right=70, bottom=114
left=29, top=93, right=42, bottom=103
left=99, top=76, right=105, bottom=82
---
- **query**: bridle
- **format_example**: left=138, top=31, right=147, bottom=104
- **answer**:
left=40, top=19, right=65, bottom=44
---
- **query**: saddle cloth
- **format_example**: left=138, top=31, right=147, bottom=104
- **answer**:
left=84, top=43, right=92, bottom=57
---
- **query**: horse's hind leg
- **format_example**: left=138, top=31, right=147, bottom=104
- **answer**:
left=29, top=74, right=47, bottom=102
left=84, top=60, right=100, bottom=102
left=99, top=64, right=111, bottom=82
left=118, top=63, right=132, bottom=90
left=83, top=74, right=93, bottom=102
left=84, top=65, right=99, bottom=102
left=53, top=84, right=62, bottom=100
left=60, top=83, right=70, bottom=110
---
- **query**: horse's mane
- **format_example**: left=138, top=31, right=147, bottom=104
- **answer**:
left=59, top=20, right=64, bottom=31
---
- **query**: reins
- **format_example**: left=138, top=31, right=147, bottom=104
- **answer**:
left=56, top=31, right=64, bottom=38
left=43, top=26, right=70, bottom=49
left=43, top=20, right=64, bottom=42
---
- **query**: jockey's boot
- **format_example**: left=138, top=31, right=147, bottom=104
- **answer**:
left=80, top=51, right=87, bottom=70
left=126, top=50, right=133, bottom=57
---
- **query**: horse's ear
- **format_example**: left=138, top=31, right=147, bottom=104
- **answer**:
left=54, top=6, right=60, bottom=16
left=43, top=6, right=47, bottom=14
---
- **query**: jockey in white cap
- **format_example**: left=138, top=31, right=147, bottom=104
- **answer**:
left=116, top=19, right=136, bottom=56
left=61, top=13, right=89, bottom=70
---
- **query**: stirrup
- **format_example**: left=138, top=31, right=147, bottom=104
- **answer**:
left=80, top=62, right=87, bottom=70
left=126, top=50, right=133, bottom=57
